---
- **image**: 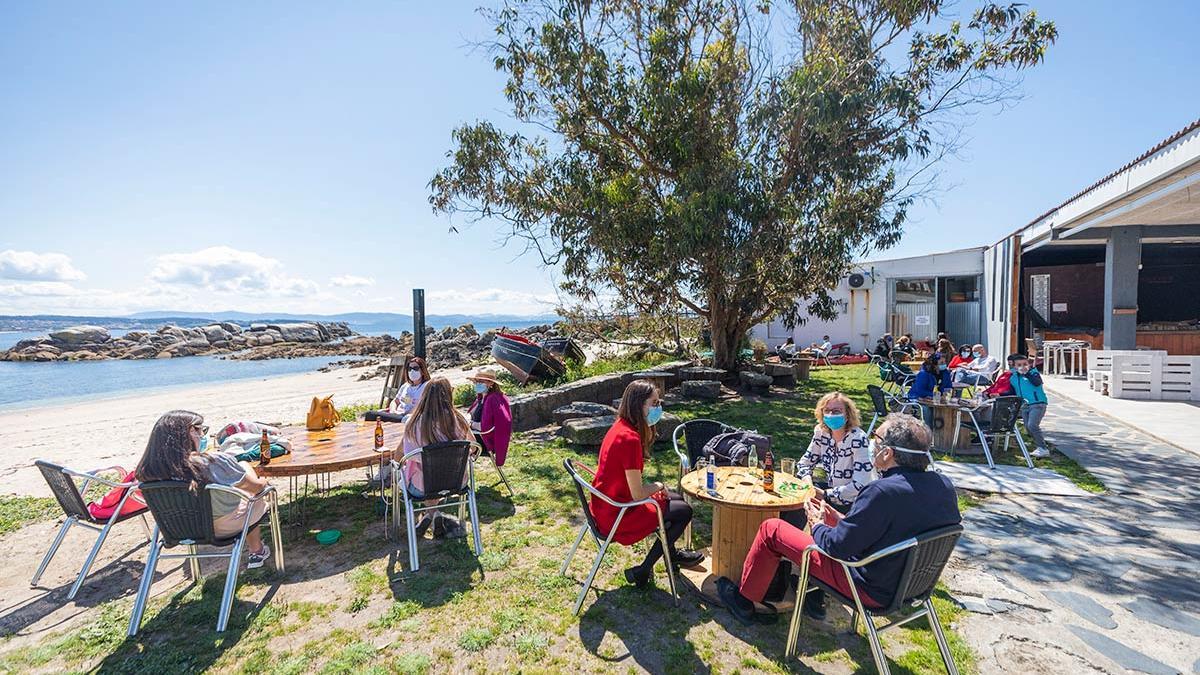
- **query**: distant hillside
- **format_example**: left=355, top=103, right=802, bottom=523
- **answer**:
left=1, top=311, right=562, bottom=334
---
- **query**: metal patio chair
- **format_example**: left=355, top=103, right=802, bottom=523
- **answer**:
left=954, top=395, right=1032, bottom=469
left=671, top=418, right=734, bottom=543
left=560, top=458, right=678, bottom=615
left=127, top=481, right=284, bottom=635
left=475, top=425, right=515, bottom=497
left=864, top=385, right=920, bottom=436
left=391, top=440, right=483, bottom=573
left=31, top=460, right=152, bottom=600
left=786, top=524, right=964, bottom=675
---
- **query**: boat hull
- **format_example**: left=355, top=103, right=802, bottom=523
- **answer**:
left=491, top=334, right=567, bottom=383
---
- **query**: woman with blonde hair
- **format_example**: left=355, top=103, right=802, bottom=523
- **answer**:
left=590, top=379, right=703, bottom=588
left=398, top=377, right=474, bottom=538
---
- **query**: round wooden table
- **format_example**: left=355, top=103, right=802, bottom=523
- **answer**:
left=680, top=466, right=812, bottom=586
left=260, top=421, right=406, bottom=523
left=917, top=398, right=987, bottom=453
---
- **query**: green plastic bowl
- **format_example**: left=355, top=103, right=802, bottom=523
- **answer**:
left=315, top=529, right=342, bottom=546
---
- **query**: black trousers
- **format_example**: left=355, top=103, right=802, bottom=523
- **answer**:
left=364, top=410, right=405, bottom=423
left=635, top=495, right=692, bottom=572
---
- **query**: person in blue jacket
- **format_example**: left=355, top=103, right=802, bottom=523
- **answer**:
left=1008, top=354, right=1050, bottom=458
left=908, top=353, right=952, bottom=428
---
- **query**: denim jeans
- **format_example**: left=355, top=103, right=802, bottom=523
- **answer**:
left=1021, top=402, right=1048, bottom=448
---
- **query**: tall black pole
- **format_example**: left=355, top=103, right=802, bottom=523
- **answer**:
left=413, top=288, right=426, bottom=358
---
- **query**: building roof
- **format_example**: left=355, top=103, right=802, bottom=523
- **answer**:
left=1017, top=117, right=1200, bottom=234
left=857, top=245, right=986, bottom=266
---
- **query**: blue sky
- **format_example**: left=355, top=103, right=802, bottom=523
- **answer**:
left=1, top=1, right=1197, bottom=316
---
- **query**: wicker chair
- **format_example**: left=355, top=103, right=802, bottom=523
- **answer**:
left=127, top=480, right=283, bottom=635
left=787, top=524, right=964, bottom=674
left=560, top=458, right=677, bottom=615
left=391, top=440, right=482, bottom=573
left=955, top=395, right=1032, bottom=469
left=31, top=460, right=152, bottom=600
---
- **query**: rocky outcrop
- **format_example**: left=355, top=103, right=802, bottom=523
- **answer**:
left=1, top=321, right=358, bottom=362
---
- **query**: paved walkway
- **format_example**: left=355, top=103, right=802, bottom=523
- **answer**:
left=944, top=390, right=1200, bottom=674
left=1043, top=376, right=1200, bottom=457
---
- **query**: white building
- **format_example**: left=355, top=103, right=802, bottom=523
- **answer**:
left=752, top=246, right=987, bottom=353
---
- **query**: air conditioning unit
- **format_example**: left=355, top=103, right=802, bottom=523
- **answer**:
left=847, top=270, right=874, bottom=290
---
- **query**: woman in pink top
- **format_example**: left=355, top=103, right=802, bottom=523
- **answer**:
left=467, top=367, right=513, bottom=466
left=399, top=377, right=473, bottom=539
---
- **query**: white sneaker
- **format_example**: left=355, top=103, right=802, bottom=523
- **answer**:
left=1030, top=447, right=1050, bottom=458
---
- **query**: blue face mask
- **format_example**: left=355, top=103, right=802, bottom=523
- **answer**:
left=972, top=351, right=982, bottom=358
left=823, top=413, right=846, bottom=430
left=198, top=436, right=208, bottom=452
left=646, top=404, right=664, bottom=425
left=474, top=382, right=487, bottom=394
left=938, top=364, right=948, bottom=372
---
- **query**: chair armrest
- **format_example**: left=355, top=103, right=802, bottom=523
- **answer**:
left=63, top=467, right=138, bottom=490
left=802, top=537, right=919, bottom=568
left=206, top=483, right=276, bottom=503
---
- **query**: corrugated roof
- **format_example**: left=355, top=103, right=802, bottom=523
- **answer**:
left=1020, top=117, right=1200, bottom=231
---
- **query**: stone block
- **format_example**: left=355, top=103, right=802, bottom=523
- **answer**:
left=679, top=366, right=726, bottom=382
left=561, top=415, right=616, bottom=446
left=552, top=402, right=618, bottom=425
left=680, top=379, right=720, bottom=400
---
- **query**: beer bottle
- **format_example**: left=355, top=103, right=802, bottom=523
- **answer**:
left=259, top=428, right=271, bottom=466
left=374, top=419, right=384, bottom=450
left=762, top=449, right=774, bottom=492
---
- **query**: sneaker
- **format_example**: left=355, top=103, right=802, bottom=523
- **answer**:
left=414, top=514, right=435, bottom=538
left=624, top=566, right=651, bottom=589
left=670, top=549, right=705, bottom=567
left=247, top=546, right=271, bottom=569
left=1030, top=447, right=1051, bottom=459
left=431, top=513, right=447, bottom=538
left=802, top=588, right=827, bottom=621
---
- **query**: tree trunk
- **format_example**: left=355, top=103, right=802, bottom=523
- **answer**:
left=710, top=309, right=744, bottom=373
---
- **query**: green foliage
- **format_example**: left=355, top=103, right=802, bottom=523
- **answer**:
left=337, top=402, right=374, bottom=422
left=0, top=495, right=58, bottom=537
left=430, top=0, right=1056, bottom=369
left=457, top=627, right=495, bottom=652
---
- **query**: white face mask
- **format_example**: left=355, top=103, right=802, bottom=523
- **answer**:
left=408, top=368, right=422, bottom=383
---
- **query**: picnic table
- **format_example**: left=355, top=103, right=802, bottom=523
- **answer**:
left=259, top=421, right=406, bottom=522
left=678, top=465, right=813, bottom=610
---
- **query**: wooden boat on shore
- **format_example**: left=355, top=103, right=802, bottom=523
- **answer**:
left=541, top=336, right=586, bottom=363
left=491, top=333, right=567, bottom=383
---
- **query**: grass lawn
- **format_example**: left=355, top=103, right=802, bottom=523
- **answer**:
left=2, top=363, right=1091, bottom=674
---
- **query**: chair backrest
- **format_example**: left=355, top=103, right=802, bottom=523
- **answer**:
left=563, top=459, right=603, bottom=539
left=866, top=385, right=889, bottom=416
left=138, top=480, right=217, bottom=547
left=883, top=524, right=963, bottom=614
left=418, top=440, right=473, bottom=496
left=988, top=396, right=1023, bottom=432
left=681, top=420, right=730, bottom=465
left=35, top=460, right=91, bottom=521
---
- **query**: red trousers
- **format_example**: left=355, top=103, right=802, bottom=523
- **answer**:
left=739, top=517, right=881, bottom=608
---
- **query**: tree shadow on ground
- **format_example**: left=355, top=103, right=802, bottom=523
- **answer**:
left=92, top=576, right=282, bottom=673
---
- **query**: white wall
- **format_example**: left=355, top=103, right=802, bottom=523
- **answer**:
left=751, top=247, right=985, bottom=352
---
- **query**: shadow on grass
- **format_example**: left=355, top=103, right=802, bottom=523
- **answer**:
left=385, top=536, right=484, bottom=609
left=92, top=576, right=282, bottom=673
left=577, top=584, right=711, bottom=674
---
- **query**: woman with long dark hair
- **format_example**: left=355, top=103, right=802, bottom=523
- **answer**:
left=907, top=353, right=952, bottom=428
left=590, top=380, right=702, bottom=588
left=136, top=410, right=272, bottom=568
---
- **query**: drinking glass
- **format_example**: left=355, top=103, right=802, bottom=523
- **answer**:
left=780, top=457, right=796, bottom=476
left=747, top=449, right=758, bottom=473
left=693, top=457, right=708, bottom=474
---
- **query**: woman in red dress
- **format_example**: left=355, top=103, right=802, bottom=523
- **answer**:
left=590, top=379, right=703, bottom=587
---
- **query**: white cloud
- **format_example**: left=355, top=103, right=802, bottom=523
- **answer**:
left=329, top=275, right=375, bottom=288
left=150, top=246, right=319, bottom=297
left=0, top=250, right=86, bottom=282
left=427, top=287, right=558, bottom=314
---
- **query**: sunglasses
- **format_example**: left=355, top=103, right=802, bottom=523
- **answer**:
left=194, top=423, right=209, bottom=436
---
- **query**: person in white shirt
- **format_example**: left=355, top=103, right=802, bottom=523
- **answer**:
left=389, top=355, right=431, bottom=420
left=775, top=337, right=798, bottom=358
left=954, top=344, right=999, bottom=386
left=804, top=335, right=833, bottom=357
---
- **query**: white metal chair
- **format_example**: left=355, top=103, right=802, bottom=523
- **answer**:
left=560, top=458, right=678, bottom=615
left=128, top=481, right=283, bottom=634
left=31, top=460, right=152, bottom=600
left=475, top=425, right=515, bottom=497
left=391, top=440, right=483, bottom=573
left=787, top=524, right=964, bottom=674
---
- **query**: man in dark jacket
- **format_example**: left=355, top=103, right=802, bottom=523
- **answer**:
left=717, top=414, right=960, bottom=624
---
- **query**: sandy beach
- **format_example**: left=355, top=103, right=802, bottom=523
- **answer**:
left=0, top=361, right=474, bottom=498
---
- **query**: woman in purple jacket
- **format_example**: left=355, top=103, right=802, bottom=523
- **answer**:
left=467, top=367, right=513, bottom=466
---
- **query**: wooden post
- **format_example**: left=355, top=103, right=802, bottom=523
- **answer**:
left=1008, top=234, right=1022, bottom=354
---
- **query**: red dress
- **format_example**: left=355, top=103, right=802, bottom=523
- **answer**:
left=589, top=418, right=660, bottom=545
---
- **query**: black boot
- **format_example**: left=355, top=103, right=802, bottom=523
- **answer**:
left=803, top=588, right=827, bottom=620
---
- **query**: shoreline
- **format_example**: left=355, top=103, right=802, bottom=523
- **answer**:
left=0, top=360, right=474, bottom=498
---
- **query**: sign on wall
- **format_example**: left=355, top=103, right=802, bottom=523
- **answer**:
left=1032, top=274, right=1050, bottom=320
left=1052, top=303, right=1068, bottom=313
left=914, top=315, right=931, bottom=326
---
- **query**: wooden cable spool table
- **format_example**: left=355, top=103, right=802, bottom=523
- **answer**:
left=917, top=398, right=988, bottom=456
left=679, top=465, right=813, bottom=610
left=258, top=422, right=407, bottom=523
